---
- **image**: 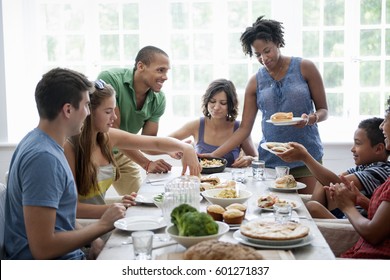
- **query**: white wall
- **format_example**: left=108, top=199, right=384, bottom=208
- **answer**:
left=0, top=142, right=354, bottom=185
left=0, top=144, right=15, bottom=184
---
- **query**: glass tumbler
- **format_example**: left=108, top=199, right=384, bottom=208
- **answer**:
left=132, top=231, right=154, bottom=260
left=275, top=166, right=290, bottom=178
left=274, top=204, right=292, bottom=224
left=252, top=159, right=265, bottom=181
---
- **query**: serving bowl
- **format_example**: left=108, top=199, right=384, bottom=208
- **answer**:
left=165, top=221, right=229, bottom=248
left=202, top=189, right=253, bottom=208
left=199, top=157, right=227, bottom=174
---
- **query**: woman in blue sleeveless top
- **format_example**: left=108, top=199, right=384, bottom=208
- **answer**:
left=203, top=16, right=328, bottom=193
left=169, top=79, right=257, bottom=167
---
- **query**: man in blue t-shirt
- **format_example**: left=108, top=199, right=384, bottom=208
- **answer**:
left=4, top=68, right=126, bottom=259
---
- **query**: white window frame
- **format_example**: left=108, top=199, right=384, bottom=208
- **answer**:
left=0, top=0, right=388, bottom=144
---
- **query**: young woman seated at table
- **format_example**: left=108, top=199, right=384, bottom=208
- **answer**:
left=277, top=117, right=390, bottom=219
left=168, top=78, right=257, bottom=168
left=64, top=80, right=201, bottom=219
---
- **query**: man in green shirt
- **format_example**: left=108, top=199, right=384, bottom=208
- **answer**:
left=98, top=46, right=173, bottom=194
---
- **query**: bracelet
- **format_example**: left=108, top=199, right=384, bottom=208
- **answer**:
left=309, top=113, right=319, bottom=125
left=145, top=160, right=152, bottom=173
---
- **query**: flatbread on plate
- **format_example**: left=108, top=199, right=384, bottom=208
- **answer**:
left=240, top=220, right=309, bottom=241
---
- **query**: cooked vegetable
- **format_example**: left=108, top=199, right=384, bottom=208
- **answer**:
left=171, top=203, right=219, bottom=236
left=153, top=193, right=164, bottom=202
left=171, top=203, right=198, bottom=228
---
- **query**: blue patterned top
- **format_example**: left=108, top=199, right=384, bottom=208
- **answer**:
left=256, top=57, right=323, bottom=168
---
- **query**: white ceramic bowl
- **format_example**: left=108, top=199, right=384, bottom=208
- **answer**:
left=165, top=221, right=229, bottom=248
left=202, top=189, right=252, bottom=208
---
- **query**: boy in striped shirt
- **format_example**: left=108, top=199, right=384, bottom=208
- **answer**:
left=278, top=117, right=390, bottom=219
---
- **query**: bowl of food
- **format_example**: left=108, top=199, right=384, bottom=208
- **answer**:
left=166, top=221, right=229, bottom=248
left=202, top=188, right=253, bottom=208
left=199, top=157, right=227, bottom=174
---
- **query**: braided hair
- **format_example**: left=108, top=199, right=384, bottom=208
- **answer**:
left=240, top=16, right=285, bottom=57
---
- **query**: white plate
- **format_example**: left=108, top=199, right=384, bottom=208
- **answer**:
left=233, top=230, right=314, bottom=249
left=114, top=216, right=166, bottom=231
left=260, top=142, right=291, bottom=155
left=266, top=117, right=304, bottom=126
left=268, top=182, right=307, bottom=192
left=258, top=198, right=301, bottom=211
left=227, top=218, right=249, bottom=230
left=135, top=193, right=159, bottom=205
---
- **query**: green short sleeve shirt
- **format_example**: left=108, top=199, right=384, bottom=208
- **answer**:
left=98, top=68, right=166, bottom=134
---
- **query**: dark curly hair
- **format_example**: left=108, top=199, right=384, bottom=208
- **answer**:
left=358, top=117, right=385, bottom=147
left=201, top=79, right=238, bottom=122
left=240, top=15, right=285, bottom=57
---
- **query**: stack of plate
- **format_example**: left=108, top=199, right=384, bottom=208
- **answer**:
left=233, top=230, right=313, bottom=249
left=233, top=220, right=314, bottom=249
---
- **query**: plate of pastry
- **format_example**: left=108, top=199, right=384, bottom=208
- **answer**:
left=266, top=117, right=304, bottom=126
left=266, top=112, right=303, bottom=126
left=261, top=142, right=292, bottom=154
left=268, top=182, right=307, bottom=192
left=257, top=194, right=301, bottom=211
left=268, top=175, right=307, bottom=192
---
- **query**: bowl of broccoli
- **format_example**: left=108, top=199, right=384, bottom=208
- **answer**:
left=165, top=204, right=229, bottom=248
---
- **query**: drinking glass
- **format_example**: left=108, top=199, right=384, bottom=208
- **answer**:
left=132, top=231, right=154, bottom=260
left=274, top=204, right=292, bottom=224
left=252, top=159, right=265, bottom=181
left=275, top=166, right=290, bottom=178
left=231, top=169, right=246, bottom=183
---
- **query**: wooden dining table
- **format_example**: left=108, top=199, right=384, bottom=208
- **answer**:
left=97, top=167, right=335, bottom=260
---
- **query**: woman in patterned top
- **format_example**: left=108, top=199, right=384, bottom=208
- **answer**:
left=326, top=97, right=390, bottom=258
left=198, top=16, right=328, bottom=193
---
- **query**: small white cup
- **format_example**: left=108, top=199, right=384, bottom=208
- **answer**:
left=231, top=169, right=246, bottom=183
left=274, top=204, right=292, bottom=224
left=275, top=166, right=290, bottom=178
left=132, top=231, right=154, bottom=260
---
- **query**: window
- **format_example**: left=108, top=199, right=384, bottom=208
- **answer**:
left=1, top=0, right=389, bottom=143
